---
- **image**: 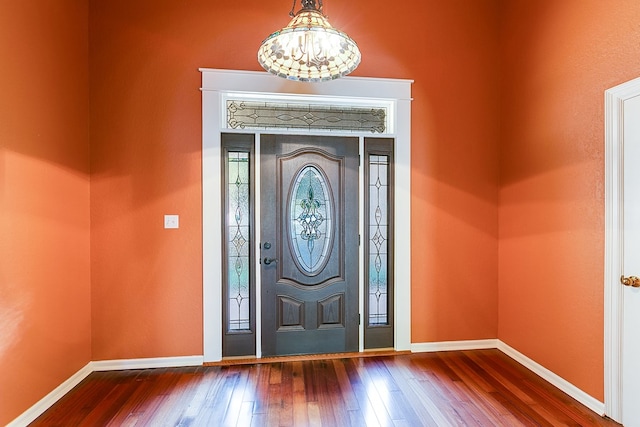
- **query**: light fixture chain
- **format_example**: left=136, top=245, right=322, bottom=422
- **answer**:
left=289, top=0, right=297, bottom=17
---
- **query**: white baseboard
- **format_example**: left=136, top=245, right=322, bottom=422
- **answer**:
left=411, top=339, right=500, bottom=353
left=10, top=343, right=606, bottom=425
left=496, top=341, right=605, bottom=416
left=411, top=339, right=604, bottom=416
left=7, top=355, right=204, bottom=427
left=7, top=363, right=93, bottom=427
left=90, top=355, right=204, bottom=372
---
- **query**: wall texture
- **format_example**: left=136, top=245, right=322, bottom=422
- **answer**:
left=13, top=0, right=640, bottom=421
left=498, top=0, right=640, bottom=401
left=0, top=2, right=91, bottom=425
left=88, top=0, right=501, bottom=360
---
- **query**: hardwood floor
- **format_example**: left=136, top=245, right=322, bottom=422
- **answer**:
left=30, top=349, right=620, bottom=426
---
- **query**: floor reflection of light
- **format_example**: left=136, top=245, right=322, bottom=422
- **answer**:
left=364, top=376, right=391, bottom=426
left=242, top=369, right=257, bottom=402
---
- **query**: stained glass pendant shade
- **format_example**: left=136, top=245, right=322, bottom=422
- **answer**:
left=257, top=0, right=361, bottom=82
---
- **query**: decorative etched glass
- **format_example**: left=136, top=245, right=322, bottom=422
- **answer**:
left=227, top=152, right=250, bottom=330
left=289, top=165, right=333, bottom=275
left=227, top=100, right=386, bottom=133
left=369, top=155, right=389, bottom=325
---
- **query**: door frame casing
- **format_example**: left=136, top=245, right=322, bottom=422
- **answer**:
left=201, top=69, right=413, bottom=362
left=604, top=76, right=640, bottom=422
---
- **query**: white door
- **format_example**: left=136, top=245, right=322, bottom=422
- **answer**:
left=622, top=94, right=640, bottom=426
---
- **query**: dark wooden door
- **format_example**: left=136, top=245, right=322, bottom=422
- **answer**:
left=261, top=134, right=359, bottom=356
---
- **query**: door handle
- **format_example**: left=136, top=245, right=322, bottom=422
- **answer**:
left=263, top=257, right=278, bottom=265
left=620, top=275, right=640, bottom=287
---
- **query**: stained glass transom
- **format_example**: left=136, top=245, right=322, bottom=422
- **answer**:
left=227, top=100, right=386, bottom=133
left=227, top=152, right=250, bottom=331
left=289, top=165, right=333, bottom=275
left=369, top=155, right=389, bottom=325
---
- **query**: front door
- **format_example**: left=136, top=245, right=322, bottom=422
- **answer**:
left=260, top=134, right=359, bottom=356
left=621, top=93, right=640, bottom=426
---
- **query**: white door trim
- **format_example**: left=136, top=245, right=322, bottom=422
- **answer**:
left=604, top=76, right=640, bottom=422
left=201, top=69, right=413, bottom=362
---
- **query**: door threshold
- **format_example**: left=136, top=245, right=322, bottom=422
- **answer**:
left=205, top=349, right=411, bottom=366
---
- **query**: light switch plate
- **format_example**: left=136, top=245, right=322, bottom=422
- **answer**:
left=164, top=214, right=179, bottom=229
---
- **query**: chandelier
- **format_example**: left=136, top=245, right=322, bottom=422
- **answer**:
left=257, top=0, right=361, bottom=82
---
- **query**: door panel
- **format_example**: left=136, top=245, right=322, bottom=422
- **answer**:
left=261, top=134, right=359, bottom=356
left=622, top=94, right=640, bottom=426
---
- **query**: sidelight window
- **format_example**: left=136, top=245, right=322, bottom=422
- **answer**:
left=368, top=155, right=390, bottom=325
left=221, top=134, right=256, bottom=357
left=227, top=152, right=250, bottom=331
left=364, top=138, right=394, bottom=349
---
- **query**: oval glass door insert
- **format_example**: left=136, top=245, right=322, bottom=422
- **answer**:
left=289, top=165, right=333, bottom=275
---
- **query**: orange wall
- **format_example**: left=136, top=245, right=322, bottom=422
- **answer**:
left=88, top=0, right=500, bottom=360
left=0, top=2, right=91, bottom=425
left=10, top=0, right=640, bottom=420
left=404, top=2, right=500, bottom=342
left=499, top=0, right=640, bottom=400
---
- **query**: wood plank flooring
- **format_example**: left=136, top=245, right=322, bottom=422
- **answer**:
left=30, top=349, right=620, bottom=426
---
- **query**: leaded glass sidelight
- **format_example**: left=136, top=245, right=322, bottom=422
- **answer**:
left=369, top=155, right=389, bottom=325
left=222, top=134, right=255, bottom=357
left=227, top=152, right=250, bottom=331
left=289, top=165, right=333, bottom=275
left=364, top=138, right=394, bottom=350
